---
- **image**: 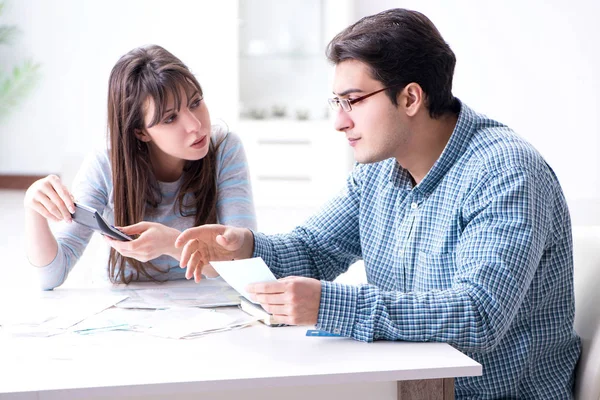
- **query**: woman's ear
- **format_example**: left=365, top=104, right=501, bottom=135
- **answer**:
left=135, top=129, right=151, bottom=143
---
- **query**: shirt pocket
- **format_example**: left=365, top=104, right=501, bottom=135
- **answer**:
left=414, top=251, right=456, bottom=292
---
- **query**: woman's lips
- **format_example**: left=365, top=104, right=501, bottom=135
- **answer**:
left=191, top=136, right=207, bottom=148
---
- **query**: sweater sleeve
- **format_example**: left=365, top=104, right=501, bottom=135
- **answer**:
left=215, top=130, right=257, bottom=230
left=36, top=149, right=112, bottom=290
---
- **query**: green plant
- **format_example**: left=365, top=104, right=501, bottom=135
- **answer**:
left=0, top=1, right=40, bottom=119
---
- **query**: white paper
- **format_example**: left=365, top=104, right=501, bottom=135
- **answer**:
left=70, top=307, right=153, bottom=334
left=45, top=294, right=129, bottom=330
left=209, top=257, right=277, bottom=303
left=145, top=308, right=237, bottom=339
left=114, top=277, right=240, bottom=309
left=69, top=306, right=258, bottom=340
left=0, top=292, right=127, bottom=336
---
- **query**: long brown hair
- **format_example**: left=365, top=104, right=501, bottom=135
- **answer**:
left=106, top=44, right=223, bottom=283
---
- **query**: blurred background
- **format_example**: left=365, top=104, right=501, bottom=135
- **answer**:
left=1, top=0, right=599, bottom=287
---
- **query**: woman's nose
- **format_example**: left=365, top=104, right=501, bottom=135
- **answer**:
left=183, top=109, right=201, bottom=133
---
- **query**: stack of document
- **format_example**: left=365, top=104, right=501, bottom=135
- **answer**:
left=1, top=261, right=282, bottom=340
left=114, top=276, right=241, bottom=309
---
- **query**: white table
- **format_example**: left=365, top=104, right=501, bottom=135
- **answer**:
left=0, top=288, right=481, bottom=400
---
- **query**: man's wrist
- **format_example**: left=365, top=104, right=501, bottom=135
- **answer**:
left=241, top=228, right=255, bottom=259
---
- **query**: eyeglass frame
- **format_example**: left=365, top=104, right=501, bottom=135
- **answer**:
left=327, top=85, right=401, bottom=112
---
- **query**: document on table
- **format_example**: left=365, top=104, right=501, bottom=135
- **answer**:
left=209, top=257, right=277, bottom=303
left=70, top=306, right=258, bottom=339
left=144, top=307, right=257, bottom=339
left=0, top=292, right=128, bottom=337
left=113, top=276, right=241, bottom=309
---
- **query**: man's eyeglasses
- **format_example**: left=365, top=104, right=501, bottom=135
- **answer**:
left=328, top=87, right=393, bottom=112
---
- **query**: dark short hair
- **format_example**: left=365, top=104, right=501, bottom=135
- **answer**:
left=326, top=8, right=460, bottom=118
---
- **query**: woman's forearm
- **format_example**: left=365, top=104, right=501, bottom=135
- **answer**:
left=25, top=208, right=59, bottom=267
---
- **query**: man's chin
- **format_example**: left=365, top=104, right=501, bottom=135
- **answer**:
left=354, top=152, right=385, bottom=165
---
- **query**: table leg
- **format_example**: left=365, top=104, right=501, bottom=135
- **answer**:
left=397, top=378, right=454, bottom=400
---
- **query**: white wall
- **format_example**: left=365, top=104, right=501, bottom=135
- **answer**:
left=0, top=0, right=239, bottom=185
left=2, top=0, right=599, bottom=226
left=354, top=0, right=600, bottom=225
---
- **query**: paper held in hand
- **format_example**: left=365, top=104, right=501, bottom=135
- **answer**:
left=209, top=257, right=283, bottom=326
left=209, top=257, right=277, bottom=303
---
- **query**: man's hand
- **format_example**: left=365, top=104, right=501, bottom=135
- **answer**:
left=104, top=221, right=180, bottom=263
left=175, top=224, right=254, bottom=282
left=247, top=276, right=322, bottom=326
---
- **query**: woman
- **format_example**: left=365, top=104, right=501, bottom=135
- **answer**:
left=24, top=45, right=256, bottom=289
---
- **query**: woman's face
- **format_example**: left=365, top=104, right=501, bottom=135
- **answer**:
left=137, top=85, right=212, bottom=181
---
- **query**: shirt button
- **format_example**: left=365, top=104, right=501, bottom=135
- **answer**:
left=333, top=328, right=341, bottom=334
left=411, top=202, right=418, bottom=209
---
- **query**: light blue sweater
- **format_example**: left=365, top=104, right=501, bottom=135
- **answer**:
left=37, top=128, right=256, bottom=289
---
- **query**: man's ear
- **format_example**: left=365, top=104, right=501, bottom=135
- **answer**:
left=135, top=128, right=151, bottom=143
left=398, top=83, right=424, bottom=117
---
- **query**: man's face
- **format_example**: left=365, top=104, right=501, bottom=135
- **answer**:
left=332, top=60, right=410, bottom=164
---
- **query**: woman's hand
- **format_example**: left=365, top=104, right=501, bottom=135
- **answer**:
left=103, top=222, right=181, bottom=263
left=24, top=174, right=75, bottom=223
left=24, top=174, right=76, bottom=267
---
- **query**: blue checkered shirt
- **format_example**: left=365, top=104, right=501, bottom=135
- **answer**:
left=253, top=102, right=580, bottom=399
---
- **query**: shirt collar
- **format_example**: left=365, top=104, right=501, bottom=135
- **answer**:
left=389, top=99, right=477, bottom=195
left=389, top=161, right=414, bottom=190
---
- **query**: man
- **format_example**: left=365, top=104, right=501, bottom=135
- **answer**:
left=176, top=9, right=580, bottom=399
